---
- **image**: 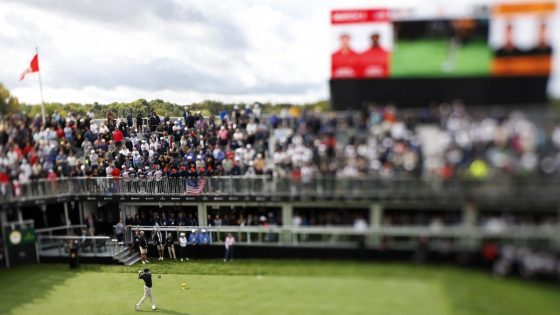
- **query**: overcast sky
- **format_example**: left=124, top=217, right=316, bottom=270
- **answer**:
left=0, top=0, right=559, bottom=105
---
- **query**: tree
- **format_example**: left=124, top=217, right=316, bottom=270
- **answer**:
left=0, top=83, right=21, bottom=116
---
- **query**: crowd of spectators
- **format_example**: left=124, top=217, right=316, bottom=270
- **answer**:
left=1, top=102, right=559, bottom=190
left=125, top=210, right=199, bottom=227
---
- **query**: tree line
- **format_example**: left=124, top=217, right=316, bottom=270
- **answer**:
left=0, top=83, right=329, bottom=118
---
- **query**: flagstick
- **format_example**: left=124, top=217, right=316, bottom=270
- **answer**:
left=36, top=47, right=46, bottom=125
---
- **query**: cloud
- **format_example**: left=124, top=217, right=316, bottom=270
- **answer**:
left=2, top=0, right=324, bottom=103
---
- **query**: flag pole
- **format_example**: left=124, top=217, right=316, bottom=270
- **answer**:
left=36, top=47, right=46, bottom=125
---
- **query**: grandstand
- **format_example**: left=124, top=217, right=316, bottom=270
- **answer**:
left=1, top=104, right=559, bottom=279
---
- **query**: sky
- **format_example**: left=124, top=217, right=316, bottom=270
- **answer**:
left=0, top=0, right=559, bottom=105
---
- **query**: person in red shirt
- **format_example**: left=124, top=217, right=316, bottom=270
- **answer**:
left=331, top=34, right=360, bottom=78
left=111, top=164, right=121, bottom=193
left=359, top=33, right=390, bottom=78
left=111, top=165, right=121, bottom=178
left=47, top=169, right=58, bottom=181
left=113, top=129, right=124, bottom=145
left=0, top=168, right=9, bottom=195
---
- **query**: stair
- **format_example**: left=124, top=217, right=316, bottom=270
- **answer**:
left=111, top=246, right=141, bottom=265
left=122, top=253, right=141, bottom=266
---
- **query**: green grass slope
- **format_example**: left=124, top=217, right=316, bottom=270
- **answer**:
left=0, top=260, right=559, bottom=315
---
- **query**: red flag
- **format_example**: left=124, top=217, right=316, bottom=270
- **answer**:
left=20, top=53, right=40, bottom=81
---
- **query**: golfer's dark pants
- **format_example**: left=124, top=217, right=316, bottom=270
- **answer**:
left=225, top=247, right=234, bottom=261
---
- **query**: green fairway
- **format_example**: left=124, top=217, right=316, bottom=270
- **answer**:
left=391, top=39, right=491, bottom=77
left=1, top=260, right=559, bottom=315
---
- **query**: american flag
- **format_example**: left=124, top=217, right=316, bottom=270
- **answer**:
left=186, top=177, right=207, bottom=195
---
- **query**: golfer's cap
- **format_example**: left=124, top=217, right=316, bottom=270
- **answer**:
left=191, top=229, right=196, bottom=233
left=180, top=232, right=185, bottom=236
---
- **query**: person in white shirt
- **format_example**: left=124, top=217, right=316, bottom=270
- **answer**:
left=224, top=233, right=235, bottom=262
left=178, top=232, right=189, bottom=262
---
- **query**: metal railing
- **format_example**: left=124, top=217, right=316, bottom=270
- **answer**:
left=125, top=224, right=560, bottom=251
left=36, top=235, right=116, bottom=257
left=35, top=225, right=87, bottom=236
left=32, top=222, right=560, bottom=258
left=2, top=176, right=560, bottom=204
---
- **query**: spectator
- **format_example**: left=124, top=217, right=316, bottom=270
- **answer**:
left=224, top=233, right=235, bottom=262
left=115, top=218, right=125, bottom=244
left=178, top=232, right=189, bottom=262
left=129, top=229, right=140, bottom=257
left=152, top=228, right=164, bottom=261
left=166, top=232, right=176, bottom=260
left=139, top=231, right=149, bottom=264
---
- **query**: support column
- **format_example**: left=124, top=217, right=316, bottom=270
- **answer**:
left=555, top=205, right=560, bottom=251
left=369, top=203, right=382, bottom=227
left=369, top=203, right=383, bottom=246
left=197, top=203, right=207, bottom=227
left=78, top=201, right=84, bottom=226
left=64, top=203, right=70, bottom=226
left=462, top=201, right=479, bottom=250
left=281, top=204, right=293, bottom=244
left=17, top=207, right=23, bottom=224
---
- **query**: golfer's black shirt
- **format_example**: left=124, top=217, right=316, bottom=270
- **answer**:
left=139, top=272, right=152, bottom=288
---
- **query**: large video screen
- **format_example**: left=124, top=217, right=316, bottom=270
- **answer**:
left=331, top=3, right=554, bottom=80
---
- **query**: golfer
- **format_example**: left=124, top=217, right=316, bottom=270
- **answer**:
left=136, top=268, right=156, bottom=311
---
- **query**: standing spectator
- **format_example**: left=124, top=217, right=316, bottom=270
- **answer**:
left=115, top=218, right=125, bottom=245
left=189, top=229, right=199, bottom=259
left=166, top=232, right=177, bottom=260
left=152, top=228, right=165, bottom=261
left=224, top=233, right=235, bottom=262
left=113, top=128, right=124, bottom=145
left=139, top=231, right=149, bottom=264
left=86, top=214, right=96, bottom=236
left=127, top=112, right=133, bottom=128
left=129, top=229, right=140, bottom=257
left=178, top=232, right=189, bottom=262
